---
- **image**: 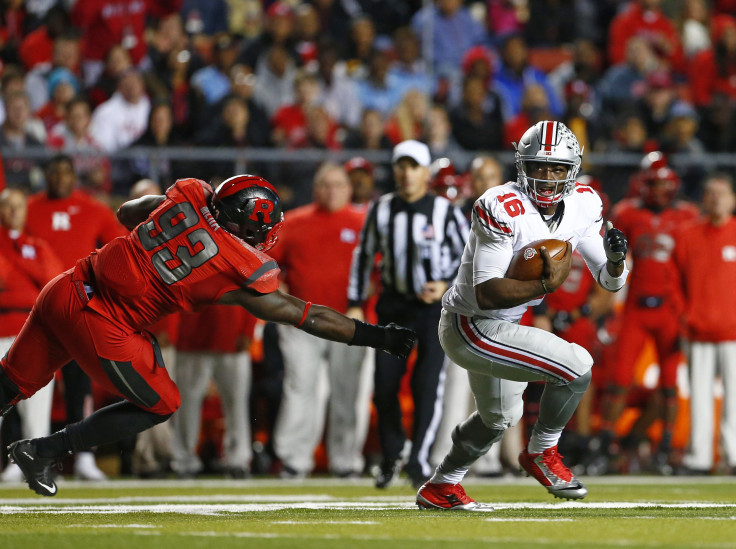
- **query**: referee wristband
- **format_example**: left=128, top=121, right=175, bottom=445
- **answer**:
left=349, top=319, right=386, bottom=348
left=540, top=278, right=551, bottom=294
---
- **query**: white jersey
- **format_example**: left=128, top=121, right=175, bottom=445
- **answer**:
left=443, top=181, right=628, bottom=322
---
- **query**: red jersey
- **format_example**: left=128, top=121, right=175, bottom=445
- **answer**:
left=612, top=198, right=699, bottom=308
left=674, top=217, right=736, bottom=341
left=0, top=227, right=63, bottom=336
left=545, top=250, right=594, bottom=313
left=269, top=203, right=365, bottom=313
left=25, top=189, right=126, bottom=271
left=176, top=304, right=258, bottom=353
left=78, top=178, right=280, bottom=330
left=70, top=0, right=179, bottom=64
left=607, top=3, right=684, bottom=71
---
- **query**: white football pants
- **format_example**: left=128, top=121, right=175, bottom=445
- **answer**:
left=684, top=340, right=736, bottom=470
left=171, top=350, right=252, bottom=473
left=274, top=324, right=370, bottom=474
left=438, top=310, right=593, bottom=431
left=0, top=336, right=54, bottom=441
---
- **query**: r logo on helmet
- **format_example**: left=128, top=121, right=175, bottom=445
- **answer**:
left=250, top=198, right=275, bottom=223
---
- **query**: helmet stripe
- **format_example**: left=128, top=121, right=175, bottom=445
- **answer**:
left=542, top=121, right=556, bottom=152
left=216, top=175, right=278, bottom=199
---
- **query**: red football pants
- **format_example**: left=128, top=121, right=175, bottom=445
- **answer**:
left=610, top=303, right=681, bottom=390
left=0, top=271, right=180, bottom=416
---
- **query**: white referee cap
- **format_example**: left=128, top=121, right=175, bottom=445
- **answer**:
left=392, top=140, right=431, bottom=167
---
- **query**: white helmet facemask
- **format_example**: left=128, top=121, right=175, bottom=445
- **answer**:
left=514, top=121, right=582, bottom=207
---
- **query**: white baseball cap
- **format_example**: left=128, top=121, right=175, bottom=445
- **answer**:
left=392, top=140, right=431, bottom=167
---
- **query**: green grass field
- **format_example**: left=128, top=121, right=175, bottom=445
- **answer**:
left=1, top=476, right=735, bottom=549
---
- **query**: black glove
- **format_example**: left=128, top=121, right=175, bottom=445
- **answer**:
left=604, top=221, right=627, bottom=266
left=349, top=320, right=417, bottom=358
left=380, top=322, right=418, bottom=358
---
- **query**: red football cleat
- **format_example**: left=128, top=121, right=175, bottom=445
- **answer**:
left=416, top=482, right=490, bottom=511
left=519, top=446, right=588, bottom=500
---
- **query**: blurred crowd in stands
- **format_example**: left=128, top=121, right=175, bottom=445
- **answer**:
left=0, top=0, right=734, bottom=202
left=2, top=0, right=736, bottom=482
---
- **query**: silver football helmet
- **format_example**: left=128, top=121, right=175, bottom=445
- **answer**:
left=514, top=120, right=583, bottom=207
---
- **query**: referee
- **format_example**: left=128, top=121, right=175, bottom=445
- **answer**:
left=347, top=140, right=469, bottom=488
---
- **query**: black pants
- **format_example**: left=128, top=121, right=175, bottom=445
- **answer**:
left=374, top=299, right=446, bottom=481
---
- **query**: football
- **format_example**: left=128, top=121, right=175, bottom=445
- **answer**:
left=506, top=239, right=570, bottom=281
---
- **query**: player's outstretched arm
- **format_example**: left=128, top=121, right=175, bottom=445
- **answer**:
left=220, top=288, right=417, bottom=358
left=116, top=195, right=167, bottom=230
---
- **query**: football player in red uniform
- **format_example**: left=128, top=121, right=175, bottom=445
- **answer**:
left=0, top=174, right=417, bottom=497
left=596, top=153, right=699, bottom=473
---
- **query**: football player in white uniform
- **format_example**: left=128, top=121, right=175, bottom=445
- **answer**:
left=416, top=121, right=629, bottom=510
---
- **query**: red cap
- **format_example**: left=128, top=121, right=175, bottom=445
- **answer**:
left=344, top=157, right=374, bottom=175
left=267, top=1, right=293, bottom=18
left=461, top=46, right=494, bottom=76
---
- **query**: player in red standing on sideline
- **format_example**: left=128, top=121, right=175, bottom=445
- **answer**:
left=593, top=152, right=699, bottom=474
left=0, top=174, right=417, bottom=497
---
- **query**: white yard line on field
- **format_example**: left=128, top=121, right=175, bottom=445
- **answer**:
left=2, top=500, right=736, bottom=515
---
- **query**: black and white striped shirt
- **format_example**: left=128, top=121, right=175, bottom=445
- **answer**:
left=348, top=192, right=469, bottom=305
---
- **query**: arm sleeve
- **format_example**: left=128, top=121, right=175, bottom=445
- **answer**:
left=347, top=200, right=379, bottom=305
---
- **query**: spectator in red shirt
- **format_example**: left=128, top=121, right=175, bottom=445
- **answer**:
left=71, top=0, right=180, bottom=85
left=271, top=69, right=322, bottom=148
left=268, top=162, right=370, bottom=478
left=0, top=188, right=63, bottom=483
left=689, top=15, right=736, bottom=151
left=24, top=154, right=126, bottom=480
left=608, top=0, right=685, bottom=72
left=18, top=5, right=73, bottom=72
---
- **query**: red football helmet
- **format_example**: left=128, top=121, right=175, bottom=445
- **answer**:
left=430, top=158, right=470, bottom=202
left=213, top=174, right=284, bottom=251
left=631, top=151, right=680, bottom=208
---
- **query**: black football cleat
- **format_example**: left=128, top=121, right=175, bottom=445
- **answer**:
left=7, top=440, right=58, bottom=497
